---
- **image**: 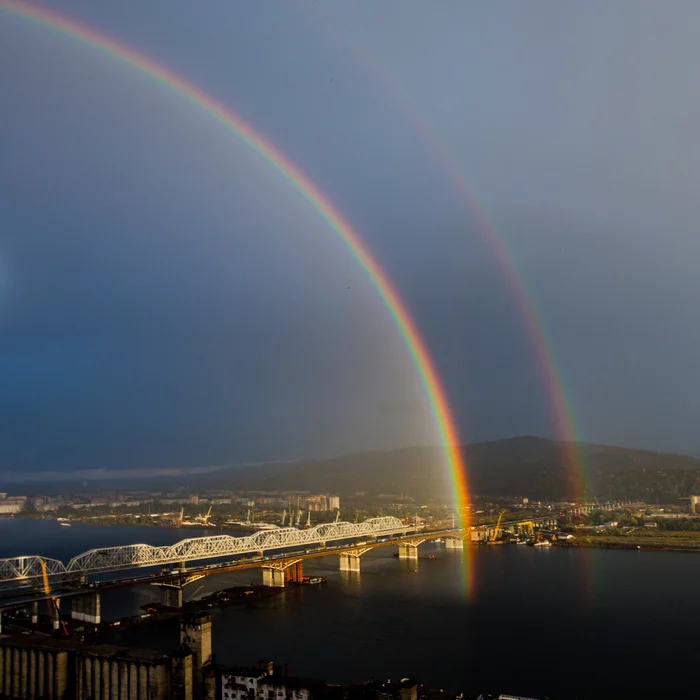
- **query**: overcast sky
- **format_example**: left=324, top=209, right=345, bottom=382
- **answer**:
left=2, top=0, right=700, bottom=475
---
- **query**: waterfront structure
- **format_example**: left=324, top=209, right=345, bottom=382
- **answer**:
left=0, top=494, right=26, bottom=515
left=0, top=613, right=215, bottom=700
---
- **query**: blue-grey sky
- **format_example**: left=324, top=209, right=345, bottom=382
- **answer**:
left=1, top=0, right=699, bottom=476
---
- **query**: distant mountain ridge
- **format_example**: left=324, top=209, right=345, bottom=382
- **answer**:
left=208, top=436, right=700, bottom=502
left=6, top=437, right=700, bottom=502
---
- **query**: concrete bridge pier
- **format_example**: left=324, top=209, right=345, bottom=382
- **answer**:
left=71, top=591, right=101, bottom=625
left=262, top=567, right=285, bottom=587
left=397, top=543, right=420, bottom=560
left=445, top=537, right=464, bottom=549
left=157, top=583, right=184, bottom=608
left=30, top=601, right=38, bottom=625
left=339, top=551, right=363, bottom=572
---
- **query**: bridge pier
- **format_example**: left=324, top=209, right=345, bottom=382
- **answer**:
left=71, top=591, right=101, bottom=625
left=261, top=568, right=285, bottom=587
left=30, top=601, right=38, bottom=625
left=157, top=583, right=184, bottom=608
left=445, top=537, right=464, bottom=549
left=285, top=561, right=303, bottom=585
left=339, top=552, right=362, bottom=572
left=397, top=543, right=420, bottom=560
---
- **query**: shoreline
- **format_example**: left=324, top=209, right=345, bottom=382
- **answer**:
left=557, top=539, right=700, bottom=553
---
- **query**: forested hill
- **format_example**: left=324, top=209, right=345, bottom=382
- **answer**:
left=211, top=436, right=700, bottom=502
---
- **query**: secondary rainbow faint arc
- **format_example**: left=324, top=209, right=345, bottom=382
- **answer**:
left=0, top=2, right=473, bottom=527
left=307, top=5, right=588, bottom=499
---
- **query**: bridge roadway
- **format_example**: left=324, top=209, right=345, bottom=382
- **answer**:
left=0, top=513, right=560, bottom=611
left=0, top=517, right=414, bottom=593
left=0, top=527, right=465, bottom=611
left=65, top=529, right=460, bottom=592
left=0, top=513, right=561, bottom=597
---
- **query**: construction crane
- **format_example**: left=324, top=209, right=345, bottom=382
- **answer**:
left=200, top=506, right=213, bottom=525
left=305, top=511, right=311, bottom=528
left=518, top=520, right=535, bottom=537
left=39, top=559, right=69, bottom=636
left=517, top=521, right=535, bottom=537
left=281, top=510, right=287, bottom=526
left=489, top=510, right=506, bottom=542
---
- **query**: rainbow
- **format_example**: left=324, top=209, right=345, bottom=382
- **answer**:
left=308, top=5, right=588, bottom=500
left=0, top=2, right=474, bottom=564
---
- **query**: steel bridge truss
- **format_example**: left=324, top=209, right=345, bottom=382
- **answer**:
left=0, top=517, right=409, bottom=591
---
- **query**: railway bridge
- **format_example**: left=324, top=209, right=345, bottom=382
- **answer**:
left=0, top=514, right=558, bottom=629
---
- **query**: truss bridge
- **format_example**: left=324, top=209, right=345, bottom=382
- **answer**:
left=0, top=517, right=412, bottom=592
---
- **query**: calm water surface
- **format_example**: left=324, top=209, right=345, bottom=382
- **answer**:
left=1, top=518, right=696, bottom=699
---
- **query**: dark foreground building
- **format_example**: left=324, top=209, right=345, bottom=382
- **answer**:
left=0, top=613, right=211, bottom=700
left=0, top=613, right=424, bottom=700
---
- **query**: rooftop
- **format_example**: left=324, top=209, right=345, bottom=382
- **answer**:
left=259, top=676, right=326, bottom=690
left=79, top=644, right=176, bottom=664
left=0, top=635, right=185, bottom=664
left=223, top=666, right=270, bottom=679
left=0, top=634, right=77, bottom=653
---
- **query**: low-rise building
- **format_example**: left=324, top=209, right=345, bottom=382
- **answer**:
left=221, top=661, right=274, bottom=700
left=0, top=501, right=24, bottom=514
left=257, top=675, right=323, bottom=700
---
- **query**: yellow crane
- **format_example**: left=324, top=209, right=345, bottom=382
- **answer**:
left=201, top=506, right=213, bottom=525
left=39, top=559, right=69, bottom=636
left=490, top=510, right=506, bottom=542
left=518, top=521, right=535, bottom=536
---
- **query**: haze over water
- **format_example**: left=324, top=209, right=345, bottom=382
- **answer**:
left=2, top=519, right=698, bottom=699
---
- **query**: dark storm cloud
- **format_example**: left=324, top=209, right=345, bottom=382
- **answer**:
left=1, top=0, right=699, bottom=476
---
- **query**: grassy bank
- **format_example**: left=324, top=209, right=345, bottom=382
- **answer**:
left=563, top=529, right=700, bottom=552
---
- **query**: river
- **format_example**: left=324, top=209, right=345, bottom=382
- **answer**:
left=0, top=518, right=696, bottom=699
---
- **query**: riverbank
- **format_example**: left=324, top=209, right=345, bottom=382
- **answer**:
left=3, top=513, right=251, bottom=532
left=560, top=530, right=700, bottom=552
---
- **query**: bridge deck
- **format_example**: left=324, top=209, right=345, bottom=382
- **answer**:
left=0, top=517, right=419, bottom=591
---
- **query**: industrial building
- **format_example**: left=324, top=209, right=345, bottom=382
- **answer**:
left=0, top=612, right=416, bottom=700
left=0, top=613, right=213, bottom=700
